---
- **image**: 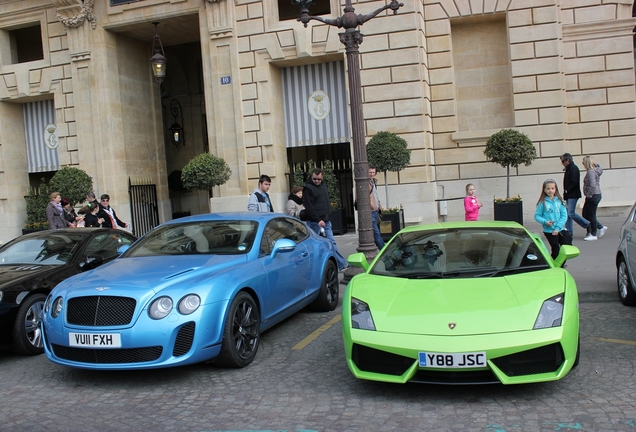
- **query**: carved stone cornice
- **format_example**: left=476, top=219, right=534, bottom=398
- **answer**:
left=51, top=0, right=96, bottom=29
left=206, top=0, right=232, bottom=38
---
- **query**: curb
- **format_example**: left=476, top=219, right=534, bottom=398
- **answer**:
left=578, top=291, right=617, bottom=304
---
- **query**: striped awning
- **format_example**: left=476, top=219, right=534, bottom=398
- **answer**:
left=281, top=61, right=350, bottom=148
left=24, top=100, right=59, bottom=173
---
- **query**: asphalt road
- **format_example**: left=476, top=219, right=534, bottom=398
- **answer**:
left=1, top=211, right=634, bottom=431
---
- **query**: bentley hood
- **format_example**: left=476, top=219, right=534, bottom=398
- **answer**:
left=349, top=270, right=568, bottom=336
left=51, top=255, right=248, bottom=297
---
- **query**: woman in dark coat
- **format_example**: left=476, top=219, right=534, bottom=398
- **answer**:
left=560, top=153, right=590, bottom=236
left=61, top=198, right=81, bottom=227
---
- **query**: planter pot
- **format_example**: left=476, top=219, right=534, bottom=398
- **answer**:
left=330, top=208, right=348, bottom=235
left=494, top=201, right=523, bottom=225
left=379, top=209, right=405, bottom=241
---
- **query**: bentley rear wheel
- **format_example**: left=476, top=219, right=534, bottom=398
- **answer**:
left=309, top=260, right=339, bottom=312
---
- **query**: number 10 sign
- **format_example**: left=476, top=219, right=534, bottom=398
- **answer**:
left=221, top=76, right=231, bottom=85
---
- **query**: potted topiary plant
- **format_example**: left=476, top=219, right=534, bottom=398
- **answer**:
left=181, top=153, right=232, bottom=213
left=366, top=131, right=411, bottom=209
left=367, top=131, right=411, bottom=240
left=23, top=179, right=50, bottom=234
left=484, top=128, right=537, bottom=225
left=49, top=166, right=93, bottom=207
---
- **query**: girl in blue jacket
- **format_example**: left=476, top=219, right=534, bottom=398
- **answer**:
left=534, top=179, right=572, bottom=260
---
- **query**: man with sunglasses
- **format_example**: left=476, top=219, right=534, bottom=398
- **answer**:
left=303, top=168, right=348, bottom=271
left=98, top=194, right=130, bottom=230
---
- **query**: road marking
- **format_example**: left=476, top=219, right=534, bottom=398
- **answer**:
left=292, top=315, right=342, bottom=350
left=597, top=337, right=636, bottom=346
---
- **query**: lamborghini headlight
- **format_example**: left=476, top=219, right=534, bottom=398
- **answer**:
left=533, top=293, right=564, bottom=329
left=351, top=298, right=376, bottom=331
left=149, top=296, right=173, bottom=320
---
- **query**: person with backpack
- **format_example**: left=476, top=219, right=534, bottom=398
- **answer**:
left=247, top=174, right=274, bottom=212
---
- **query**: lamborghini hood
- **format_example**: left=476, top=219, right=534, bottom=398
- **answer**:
left=349, top=270, right=567, bottom=336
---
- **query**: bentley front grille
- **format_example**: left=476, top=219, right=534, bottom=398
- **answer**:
left=67, top=296, right=136, bottom=326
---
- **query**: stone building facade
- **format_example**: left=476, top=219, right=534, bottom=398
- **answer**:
left=0, top=0, right=635, bottom=244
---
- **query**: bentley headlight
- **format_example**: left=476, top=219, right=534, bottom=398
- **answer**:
left=43, top=295, right=52, bottom=313
left=178, top=294, right=200, bottom=315
left=351, top=298, right=376, bottom=331
left=533, top=293, right=564, bottom=329
left=51, top=297, right=64, bottom=319
left=149, top=296, right=173, bottom=320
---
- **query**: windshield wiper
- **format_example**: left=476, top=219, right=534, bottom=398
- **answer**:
left=397, top=268, right=498, bottom=279
left=475, top=264, right=550, bottom=278
left=395, top=272, right=446, bottom=279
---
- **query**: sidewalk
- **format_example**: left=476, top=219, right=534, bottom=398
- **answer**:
left=335, top=214, right=629, bottom=302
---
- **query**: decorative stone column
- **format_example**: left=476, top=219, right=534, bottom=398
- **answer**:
left=50, top=0, right=98, bottom=177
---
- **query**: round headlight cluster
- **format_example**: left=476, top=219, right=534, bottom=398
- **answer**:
left=148, top=294, right=202, bottom=319
left=148, top=296, right=173, bottom=320
left=178, top=294, right=201, bottom=315
left=51, top=297, right=64, bottom=319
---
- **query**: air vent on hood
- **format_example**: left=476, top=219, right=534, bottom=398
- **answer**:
left=162, top=268, right=196, bottom=280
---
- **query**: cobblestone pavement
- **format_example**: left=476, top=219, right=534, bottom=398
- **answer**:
left=1, top=299, right=636, bottom=432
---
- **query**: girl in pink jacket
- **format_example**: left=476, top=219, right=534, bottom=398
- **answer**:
left=464, top=183, right=483, bottom=221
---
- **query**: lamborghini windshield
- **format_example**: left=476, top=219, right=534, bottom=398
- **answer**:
left=370, top=227, right=550, bottom=278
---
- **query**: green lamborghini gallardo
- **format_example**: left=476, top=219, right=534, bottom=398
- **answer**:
left=343, top=221, right=580, bottom=385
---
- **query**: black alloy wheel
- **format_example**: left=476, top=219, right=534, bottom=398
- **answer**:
left=216, top=292, right=260, bottom=368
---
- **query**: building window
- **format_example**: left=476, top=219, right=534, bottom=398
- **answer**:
left=8, top=24, right=43, bottom=64
left=451, top=15, right=513, bottom=132
left=278, top=0, right=330, bottom=21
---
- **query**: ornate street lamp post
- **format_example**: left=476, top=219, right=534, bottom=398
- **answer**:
left=292, top=0, right=404, bottom=260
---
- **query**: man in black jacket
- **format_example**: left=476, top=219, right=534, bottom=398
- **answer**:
left=99, top=194, right=130, bottom=230
left=303, top=168, right=348, bottom=270
left=560, top=153, right=590, bottom=237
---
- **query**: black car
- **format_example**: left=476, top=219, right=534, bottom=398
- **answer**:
left=0, top=228, right=136, bottom=355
